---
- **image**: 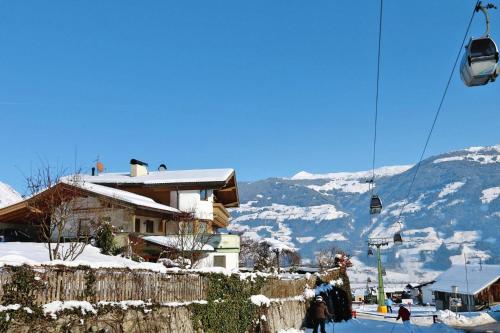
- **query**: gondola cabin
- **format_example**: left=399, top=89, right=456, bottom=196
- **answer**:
left=460, top=37, right=499, bottom=86
left=394, top=232, right=403, bottom=245
left=370, top=195, right=383, bottom=214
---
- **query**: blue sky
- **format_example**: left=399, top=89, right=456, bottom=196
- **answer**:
left=0, top=1, right=498, bottom=193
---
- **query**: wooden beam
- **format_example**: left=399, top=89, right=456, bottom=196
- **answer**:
left=216, top=186, right=236, bottom=193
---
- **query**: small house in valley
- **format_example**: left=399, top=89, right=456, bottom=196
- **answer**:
left=431, top=264, right=500, bottom=311
left=0, top=159, right=240, bottom=269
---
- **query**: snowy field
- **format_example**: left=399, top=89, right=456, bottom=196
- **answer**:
left=280, top=318, right=464, bottom=333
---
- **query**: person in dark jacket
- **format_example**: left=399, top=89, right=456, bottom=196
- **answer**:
left=396, top=304, right=414, bottom=333
left=311, top=296, right=332, bottom=333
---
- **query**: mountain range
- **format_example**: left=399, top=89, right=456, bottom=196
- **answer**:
left=229, top=145, right=500, bottom=283
left=1, top=146, right=498, bottom=283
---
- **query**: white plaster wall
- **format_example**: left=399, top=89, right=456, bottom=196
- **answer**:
left=422, top=286, right=435, bottom=305
left=194, top=252, right=239, bottom=270
left=195, top=253, right=214, bottom=269
left=223, top=252, right=239, bottom=270
left=178, top=190, right=213, bottom=220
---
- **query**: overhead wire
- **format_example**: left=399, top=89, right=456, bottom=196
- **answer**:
left=371, top=0, right=384, bottom=186
left=396, top=1, right=481, bottom=222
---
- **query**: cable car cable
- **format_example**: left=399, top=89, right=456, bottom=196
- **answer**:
left=396, top=1, right=480, bottom=221
left=368, top=0, right=385, bottom=216
left=371, top=0, right=384, bottom=184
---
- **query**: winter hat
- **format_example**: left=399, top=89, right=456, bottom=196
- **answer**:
left=316, top=296, right=323, bottom=301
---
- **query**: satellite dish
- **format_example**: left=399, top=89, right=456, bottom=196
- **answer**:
left=96, top=162, right=104, bottom=173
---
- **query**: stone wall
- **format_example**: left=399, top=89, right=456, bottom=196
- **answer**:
left=4, top=306, right=194, bottom=333
left=3, top=299, right=309, bottom=333
left=265, top=298, right=308, bottom=332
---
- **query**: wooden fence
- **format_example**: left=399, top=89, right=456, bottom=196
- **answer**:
left=0, top=266, right=345, bottom=305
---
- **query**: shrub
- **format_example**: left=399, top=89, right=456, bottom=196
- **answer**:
left=95, top=222, right=114, bottom=255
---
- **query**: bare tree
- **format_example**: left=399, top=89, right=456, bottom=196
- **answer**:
left=26, top=165, right=91, bottom=261
left=316, top=246, right=352, bottom=272
left=157, top=211, right=214, bottom=269
left=239, top=238, right=300, bottom=273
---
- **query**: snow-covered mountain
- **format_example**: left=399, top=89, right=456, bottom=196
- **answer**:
left=0, top=182, right=22, bottom=208
left=229, top=145, right=500, bottom=282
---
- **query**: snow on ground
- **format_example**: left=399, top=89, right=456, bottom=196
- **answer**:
left=232, top=202, right=348, bottom=223
left=291, top=165, right=412, bottom=181
left=296, top=237, right=315, bottom=244
left=293, top=166, right=412, bottom=194
left=446, top=199, right=464, bottom=207
left=0, top=242, right=280, bottom=278
left=433, top=145, right=500, bottom=165
left=0, top=182, right=22, bottom=208
left=449, top=245, right=490, bottom=265
left=307, top=180, right=371, bottom=194
left=437, top=310, right=497, bottom=327
left=0, top=242, right=171, bottom=272
left=317, top=232, right=347, bottom=242
left=280, top=317, right=464, bottom=333
left=438, top=182, right=466, bottom=198
left=444, top=231, right=482, bottom=250
left=43, top=301, right=96, bottom=319
left=250, top=295, right=271, bottom=307
left=263, top=238, right=296, bottom=252
left=142, top=235, right=214, bottom=251
left=378, top=198, right=424, bottom=217
left=480, top=186, right=500, bottom=204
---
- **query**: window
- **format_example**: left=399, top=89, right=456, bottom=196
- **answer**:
left=158, top=220, right=164, bottom=233
left=146, top=220, right=154, bottom=233
left=135, top=218, right=141, bottom=232
left=78, top=219, right=92, bottom=237
left=213, top=255, right=226, bottom=268
left=200, top=189, right=208, bottom=201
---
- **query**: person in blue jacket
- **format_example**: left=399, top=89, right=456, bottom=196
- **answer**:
left=385, top=298, right=393, bottom=313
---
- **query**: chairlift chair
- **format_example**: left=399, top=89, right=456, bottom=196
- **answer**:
left=382, top=268, right=387, bottom=276
left=370, top=195, right=383, bottom=214
left=460, top=2, right=499, bottom=86
left=368, top=248, right=374, bottom=256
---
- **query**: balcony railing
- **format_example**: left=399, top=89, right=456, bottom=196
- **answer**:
left=212, top=202, right=230, bottom=228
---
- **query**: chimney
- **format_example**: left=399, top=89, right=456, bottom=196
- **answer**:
left=130, top=159, right=149, bottom=177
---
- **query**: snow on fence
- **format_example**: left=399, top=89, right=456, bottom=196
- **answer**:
left=0, top=266, right=346, bottom=304
left=0, top=267, right=207, bottom=304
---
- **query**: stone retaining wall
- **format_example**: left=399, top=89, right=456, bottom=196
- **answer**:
left=3, top=299, right=308, bottom=333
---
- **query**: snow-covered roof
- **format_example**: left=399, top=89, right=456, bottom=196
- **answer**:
left=142, top=235, right=214, bottom=251
left=431, top=264, right=500, bottom=295
left=62, top=180, right=180, bottom=214
left=0, top=182, right=23, bottom=209
left=80, top=169, right=235, bottom=186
